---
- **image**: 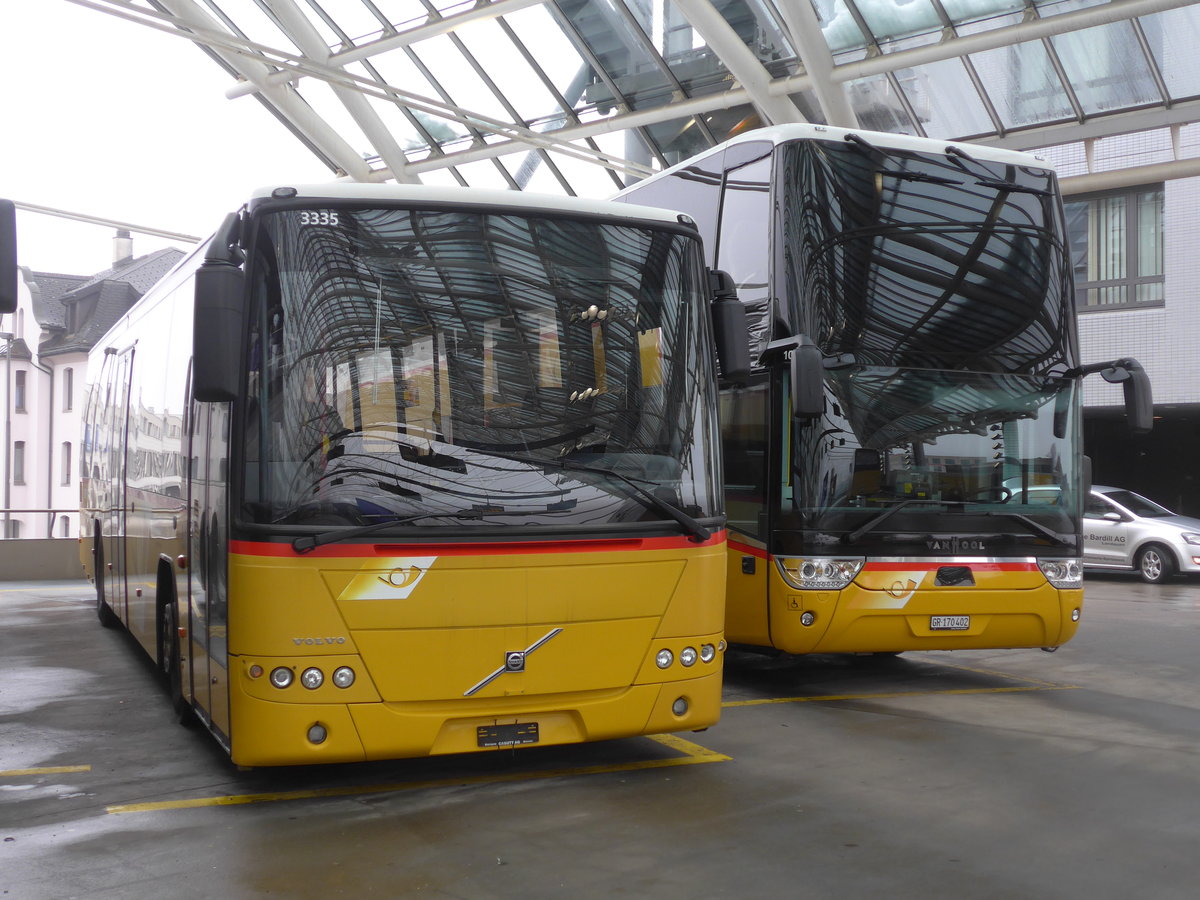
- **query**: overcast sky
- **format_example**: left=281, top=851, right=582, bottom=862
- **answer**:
left=1, top=2, right=333, bottom=276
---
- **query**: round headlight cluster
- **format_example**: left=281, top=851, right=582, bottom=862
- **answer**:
left=263, top=665, right=357, bottom=690
left=776, top=556, right=865, bottom=590
left=1038, top=557, right=1083, bottom=589
left=655, top=643, right=719, bottom=670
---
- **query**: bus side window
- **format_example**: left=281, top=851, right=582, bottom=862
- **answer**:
left=717, top=152, right=773, bottom=358
left=721, top=381, right=769, bottom=539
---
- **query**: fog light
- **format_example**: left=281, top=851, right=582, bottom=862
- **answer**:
left=699, top=643, right=716, bottom=663
left=269, top=667, right=293, bottom=689
left=656, top=649, right=674, bottom=669
left=679, top=647, right=698, bottom=667
left=671, top=697, right=689, bottom=716
left=332, top=666, right=355, bottom=688
left=307, top=723, right=328, bottom=744
left=1071, top=608, right=1081, bottom=622
left=300, top=667, right=324, bottom=690
left=800, top=611, right=816, bottom=626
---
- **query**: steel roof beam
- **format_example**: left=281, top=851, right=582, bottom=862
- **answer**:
left=773, top=0, right=857, bottom=128
left=267, top=0, right=419, bottom=183
left=670, top=0, right=805, bottom=126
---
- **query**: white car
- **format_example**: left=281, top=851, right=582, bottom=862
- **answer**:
left=1083, top=486, right=1200, bottom=584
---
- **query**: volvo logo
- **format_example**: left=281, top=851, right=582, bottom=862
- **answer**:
left=464, top=628, right=563, bottom=696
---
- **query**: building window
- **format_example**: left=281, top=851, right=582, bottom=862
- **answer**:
left=60, top=516, right=71, bottom=538
left=6, top=520, right=20, bottom=539
left=61, top=442, right=72, bottom=486
left=14, top=370, right=26, bottom=412
left=1065, top=187, right=1164, bottom=310
left=63, top=367, right=74, bottom=411
left=13, top=441, right=25, bottom=485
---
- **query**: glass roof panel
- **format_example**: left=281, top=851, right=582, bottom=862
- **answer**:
left=969, top=39, right=1074, bottom=129
left=852, top=0, right=943, bottom=43
left=813, top=1, right=871, bottom=54
left=1141, top=6, right=1200, bottom=101
left=451, top=19, right=562, bottom=124
left=846, top=74, right=918, bottom=135
left=411, top=34, right=512, bottom=124
left=305, top=0, right=388, bottom=45
left=938, top=0, right=1026, bottom=23
left=1050, top=22, right=1161, bottom=115
left=894, top=57, right=995, bottom=139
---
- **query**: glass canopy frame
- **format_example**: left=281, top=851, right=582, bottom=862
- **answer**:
left=78, top=0, right=1200, bottom=195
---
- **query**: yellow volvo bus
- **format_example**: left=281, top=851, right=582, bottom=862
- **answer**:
left=618, top=125, right=1151, bottom=657
left=55, top=184, right=749, bottom=766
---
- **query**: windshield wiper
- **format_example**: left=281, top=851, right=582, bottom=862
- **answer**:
left=979, top=511, right=1071, bottom=546
left=292, top=509, right=538, bottom=554
left=882, top=170, right=962, bottom=186
left=481, top=450, right=712, bottom=543
left=845, top=499, right=954, bottom=543
left=973, top=178, right=1051, bottom=196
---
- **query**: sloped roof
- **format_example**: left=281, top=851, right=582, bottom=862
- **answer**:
left=33, top=247, right=186, bottom=358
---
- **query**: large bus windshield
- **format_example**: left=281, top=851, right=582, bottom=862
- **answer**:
left=779, top=138, right=1073, bottom=373
left=777, top=367, right=1082, bottom=556
left=241, top=207, right=720, bottom=537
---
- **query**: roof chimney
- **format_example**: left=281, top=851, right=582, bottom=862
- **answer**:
left=113, top=228, right=133, bottom=267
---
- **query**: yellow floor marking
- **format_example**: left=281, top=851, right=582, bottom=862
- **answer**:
left=723, top=683, right=1078, bottom=709
left=107, top=735, right=730, bottom=815
left=1, top=765, right=92, bottom=776
left=923, top=658, right=1072, bottom=690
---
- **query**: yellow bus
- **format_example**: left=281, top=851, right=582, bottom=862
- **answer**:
left=618, top=125, right=1151, bottom=657
left=56, top=184, right=749, bottom=766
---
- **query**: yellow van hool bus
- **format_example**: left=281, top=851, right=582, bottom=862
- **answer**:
left=53, top=184, right=750, bottom=766
left=617, top=124, right=1151, bottom=657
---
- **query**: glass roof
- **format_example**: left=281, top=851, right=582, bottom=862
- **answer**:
left=90, top=0, right=1200, bottom=194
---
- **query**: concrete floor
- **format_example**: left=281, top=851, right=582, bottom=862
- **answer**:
left=2, top=574, right=1198, bottom=899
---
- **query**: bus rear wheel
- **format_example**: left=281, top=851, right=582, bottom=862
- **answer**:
left=158, top=595, right=196, bottom=727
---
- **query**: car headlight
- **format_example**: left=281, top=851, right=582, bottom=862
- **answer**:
left=1038, top=558, right=1083, bottom=589
left=775, top=557, right=864, bottom=590
left=1181, top=532, right=1200, bottom=546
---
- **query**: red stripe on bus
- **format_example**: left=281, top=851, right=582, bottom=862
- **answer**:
left=230, top=530, right=726, bottom=558
left=729, top=538, right=768, bottom=559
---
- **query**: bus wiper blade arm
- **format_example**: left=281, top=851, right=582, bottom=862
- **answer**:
left=974, top=179, right=1051, bottom=196
left=846, top=499, right=961, bottom=543
left=882, top=170, right=962, bottom=186
left=292, top=510, right=536, bottom=553
left=980, top=511, right=1069, bottom=545
left=482, top=450, right=712, bottom=543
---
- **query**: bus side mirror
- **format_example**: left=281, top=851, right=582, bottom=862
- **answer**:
left=763, top=333, right=823, bottom=419
left=0, top=200, right=17, bottom=315
left=193, top=213, right=244, bottom=402
left=1103, top=358, right=1152, bottom=435
left=707, top=269, right=751, bottom=385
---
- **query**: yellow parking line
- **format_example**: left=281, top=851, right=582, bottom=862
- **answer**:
left=107, top=735, right=730, bottom=815
left=1, top=765, right=92, bottom=776
left=723, top=683, right=1078, bottom=709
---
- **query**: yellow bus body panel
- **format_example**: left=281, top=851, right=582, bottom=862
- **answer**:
left=766, top=559, right=1082, bottom=655
left=225, top=539, right=725, bottom=766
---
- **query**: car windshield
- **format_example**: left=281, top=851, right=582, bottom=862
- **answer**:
left=1103, top=490, right=1174, bottom=518
left=239, top=205, right=721, bottom=536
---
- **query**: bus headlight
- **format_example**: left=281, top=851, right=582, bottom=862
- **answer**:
left=656, top=649, right=674, bottom=669
left=332, top=666, right=355, bottom=688
left=775, top=557, right=864, bottom=590
left=300, top=667, right=324, bottom=690
left=269, top=667, right=294, bottom=689
left=699, top=644, right=716, bottom=663
left=1038, top=558, right=1083, bottom=589
left=679, top=647, right=698, bottom=667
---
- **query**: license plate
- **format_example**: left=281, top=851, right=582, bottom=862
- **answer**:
left=477, top=722, right=539, bottom=748
left=930, top=615, right=971, bottom=631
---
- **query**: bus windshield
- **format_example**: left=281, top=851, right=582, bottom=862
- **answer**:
left=779, top=139, right=1074, bottom=374
left=779, top=366, right=1083, bottom=553
left=240, top=206, right=720, bottom=536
